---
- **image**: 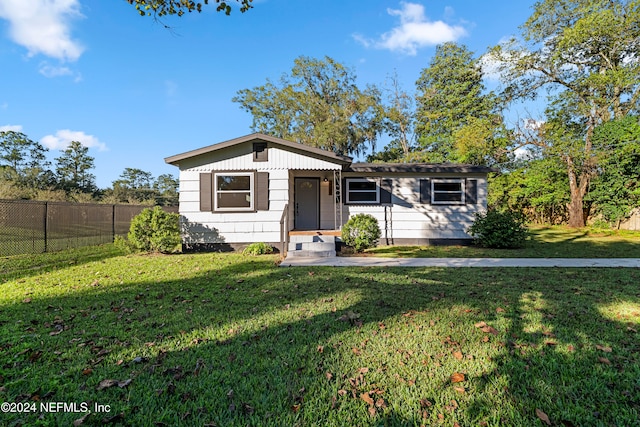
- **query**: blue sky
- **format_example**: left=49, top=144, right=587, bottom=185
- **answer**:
left=0, top=1, right=535, bottom=188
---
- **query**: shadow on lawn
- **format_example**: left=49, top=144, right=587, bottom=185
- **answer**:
left=0, top=244, right=126, bottom=282
left=1, top=256, right=639, bottom=426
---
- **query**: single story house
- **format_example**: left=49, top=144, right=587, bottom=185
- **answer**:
left=164, top=133, right=492, bottom=253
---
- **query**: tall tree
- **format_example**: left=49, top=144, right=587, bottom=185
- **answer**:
left=126, top=0, right=253, bottom=17
left=489, top=0, right=640, bottom=227
left=589, top=116, right=640, bottom=226
left=154, top=173, right=179, bottom=206
left=111, top=168, right=156, bottom=204
left=367, top=72, right=416, bottom=163
left=414, top=42, right=502, bottom=164
left=55, top=141, right=97, bottom=194
left=0, top=130, right=51, bottom=191
left=233, top=56, right=383, bottom=156
left=382, top=72, right=415, bottom=158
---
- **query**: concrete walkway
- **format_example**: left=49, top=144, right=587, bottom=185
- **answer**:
left=281, top=256, right=640, bottom=268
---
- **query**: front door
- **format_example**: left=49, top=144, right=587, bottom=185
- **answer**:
left=294, top=178, right=319, bottom=230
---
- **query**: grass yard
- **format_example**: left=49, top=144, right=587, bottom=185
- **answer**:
left=0, top=245, right=639, bottom=426
left=362, top=225, right=640, bottom=258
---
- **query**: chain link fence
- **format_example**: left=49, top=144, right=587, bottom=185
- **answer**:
left=0, top=200, right=178, bottom=256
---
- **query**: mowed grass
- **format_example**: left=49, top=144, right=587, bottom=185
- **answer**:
left=1, top=246, right=639, bottom=426
left=363, top=225, right=640, bottom=258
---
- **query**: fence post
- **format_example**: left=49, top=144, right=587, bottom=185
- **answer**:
left=43, top=201, right=48, bottom=253
left=112, top=205, right=116, bottom=242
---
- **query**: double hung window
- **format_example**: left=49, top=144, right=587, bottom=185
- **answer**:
left=346, top=178, right=379, bottom=204
left=214, top=172, right=254, bottom=211
left=432, top=179, right=464, bottom=204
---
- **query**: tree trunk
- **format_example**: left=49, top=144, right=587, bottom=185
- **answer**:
left=567, top=185, right=585, bottom=227
left=566, top=156, right=591, bottom=228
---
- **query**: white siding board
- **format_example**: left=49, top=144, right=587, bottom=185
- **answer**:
left=178, top=146, right=343, bottom=172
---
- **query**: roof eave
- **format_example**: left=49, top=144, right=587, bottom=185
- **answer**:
left=349, top=162, right=496, bottom=174
left=164, top=133, right=352, bottom=166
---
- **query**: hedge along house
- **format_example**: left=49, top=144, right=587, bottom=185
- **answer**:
left=164, top=133, right=493, bottom=255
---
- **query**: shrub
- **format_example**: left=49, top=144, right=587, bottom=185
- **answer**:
left=242, top=242, right=275, bottom=255
left=341, top=213, right=381, bottom=252
left=125, top=206, right=181, bottom=253
left=467, top=210, right=529, bottom=249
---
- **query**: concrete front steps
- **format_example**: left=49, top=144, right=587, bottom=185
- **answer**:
left=287, top=234, right=337, bottom=257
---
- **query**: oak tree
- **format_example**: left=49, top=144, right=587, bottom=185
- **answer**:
left=489, top=0, right=640, bottom=227
left=233, top=56, right=383, bottom=157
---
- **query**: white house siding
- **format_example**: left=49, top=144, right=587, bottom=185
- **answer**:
left=342, top=174, right=487, bottom=243
left=177, top=144, right=343, bottom=246
left=176, top=144, right=344, bottom=172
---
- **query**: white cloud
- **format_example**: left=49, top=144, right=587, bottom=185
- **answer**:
left=354, top=2, right=467, bottom=56
left=38, top=62, right=82, bottom=81
left=0, top=124, right=22, bottom=132
left=0, top=0, right=85, bottom=61
left=41, top=130, right=107, bottom=151
left=39, top=62, right=72, bottom=77
left=0, top=102, right=7, bottom=110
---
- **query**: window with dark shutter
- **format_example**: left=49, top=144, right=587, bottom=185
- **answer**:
left=345, top=178, right=380, bottom=204
left=432, top=179, right=465, bottom=204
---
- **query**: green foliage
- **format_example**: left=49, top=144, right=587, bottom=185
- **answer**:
left=126, top=0, right=253, bottom=17
left=54, top=140, right=97, bottom=194
left=242, top=242, right=275, bottom=256
left=414, top=42, right=504, bottom=165
left=153, top=173, right=180, bottom=206
left=341, top=213, right=381, bottom=252
left=233, top=56, right=382, bottom=156
left=0, top=130, right=51, bottom=191
left=110, top=168, right=157, bottom=204
left=589, top=116, right=640, bottom=225
left=468, top=210, right=529, bottom=249
left=489, top=0, right=640, bottom=226
left=113, top=235, right=134, bottom=254
left=489, top=157, right=570, bottom=224
left=125, top=206, right=181, bottom=253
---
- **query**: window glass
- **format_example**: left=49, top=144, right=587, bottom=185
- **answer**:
left=349, top=181, right=377, bottom=191
left=432, top=180, right=464, bottom=204
left=346, top=179, right=379, bottom=204
left=217, top=175, right=251, bottom=191
left=214, top=173, right=253, bottom=210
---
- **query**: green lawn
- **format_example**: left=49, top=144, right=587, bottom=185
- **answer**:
left=360, top=225, right=640, bottom=258
left=0, top=245, right=639, bottom=426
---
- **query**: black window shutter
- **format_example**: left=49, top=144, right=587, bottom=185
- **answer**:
left=256, top=172, right=269, bottom=210
left=380, top=179, right=393, bottom=204
left=420, top=179, right=431, bottom=204
left=465, top=179, right=478, bottom=204
left=199, top=173, right=213, bottom=211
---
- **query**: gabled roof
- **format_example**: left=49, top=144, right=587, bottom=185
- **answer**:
left=164, top=133, right=352, bottom=166
left=349, top=163, right=495, bottom=174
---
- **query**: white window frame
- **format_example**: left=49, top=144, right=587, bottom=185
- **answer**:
left=214, top=172, right=254, bottom=211
left=346, top=178, right=380, bottom=204
left=432, top=179, right=465, bottom=204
